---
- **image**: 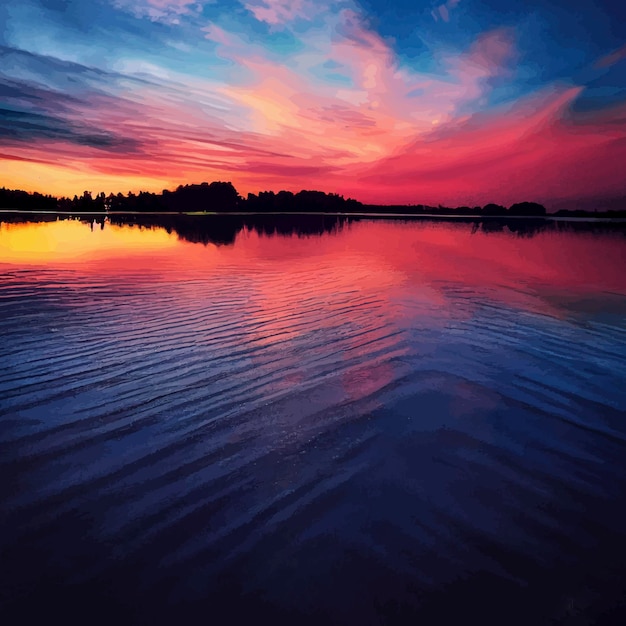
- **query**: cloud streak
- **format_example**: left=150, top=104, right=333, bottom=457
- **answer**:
left=111, top=0, right=201, bottom=23
left=596, top=44, right=626, bottom=69
left=431, top=0, right=461, bottom=23
left=243, top=0, right=322, bottom=26
left=0, top=0, right=625, bottom=207
left=341, top=87, right=626, bottom=206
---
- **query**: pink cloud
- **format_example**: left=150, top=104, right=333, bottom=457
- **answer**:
left=4, top=2, right=516, bottom=188
left=5, top=0, right=625, bottom=209
left=334, top=88, right=626, bottom=206
left=432, top=0, right=462, bottom=23
left=595, top=43, right=626, bottom=69
left=462, top=28, right=515, bottom=73
left=243, top=0, right=319, bottom=25
left=0, top=18, right=559, bottom=205
left=203, top=23, right=240, bottom=47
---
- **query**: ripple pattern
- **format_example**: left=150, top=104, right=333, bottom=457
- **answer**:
left=1, top=219, right=626, bottom=625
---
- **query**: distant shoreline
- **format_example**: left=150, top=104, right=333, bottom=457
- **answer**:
left=4, top=183, right=625, bottom=219
left=1, top=209, right=626, bottom=223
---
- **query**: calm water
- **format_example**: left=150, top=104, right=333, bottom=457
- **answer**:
left=1, top=214, right=626, bottom=625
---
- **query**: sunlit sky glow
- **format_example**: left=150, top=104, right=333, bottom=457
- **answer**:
left=1, top=0, right=625, bottom=207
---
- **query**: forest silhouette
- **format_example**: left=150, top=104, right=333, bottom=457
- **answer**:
left=1, top=182, right=625, bottom=218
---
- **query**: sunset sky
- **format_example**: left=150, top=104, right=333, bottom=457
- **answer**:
left=1, top=0, right=625, bottom=207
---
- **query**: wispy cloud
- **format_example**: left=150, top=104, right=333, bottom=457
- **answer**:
left=0, top=12, right=544, bottom=201
left=431, top=0, right=461, bottom=23
left=111, top=0, right=202, bottom=23
left=206, top=11, right=516, bottom=168
left=0, top=106, right=141, bottom=150
left=595, top=43, right=626, bottom=69
left=342, top=87, right=626, bottom=205
left=1, top=0, right=625, bottom=207
left=243, top=0, right=322, bottom=26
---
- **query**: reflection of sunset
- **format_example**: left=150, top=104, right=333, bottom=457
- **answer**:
left=0, top=220, right=180, bottom=264
left=1, top=218, right=625, bottom=321
left=221, top=222, right=626, bottom=327
left=2, top=0, right=626, bottom=617
left=337, top=222, right=626, bottom=296
left=2, top=217, right=625, bottom=613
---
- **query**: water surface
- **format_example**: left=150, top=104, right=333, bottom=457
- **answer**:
left=1, top=215, right=626, bottom=625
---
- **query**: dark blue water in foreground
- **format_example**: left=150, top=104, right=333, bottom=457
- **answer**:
left=1, top=215, right=626, bottom=625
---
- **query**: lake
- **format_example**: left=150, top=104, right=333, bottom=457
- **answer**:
left=1, top=214, right=626, bottom=625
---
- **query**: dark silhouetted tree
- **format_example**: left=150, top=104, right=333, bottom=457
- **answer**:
left=481, top=203, right=507, bottom=216
left=508, top=202, right=547, bottom=216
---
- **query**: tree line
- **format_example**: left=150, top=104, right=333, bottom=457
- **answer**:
left=1, top=182, right=625, bottom=217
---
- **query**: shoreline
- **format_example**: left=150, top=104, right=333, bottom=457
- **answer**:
left=1, top=209, right=626, bottom=223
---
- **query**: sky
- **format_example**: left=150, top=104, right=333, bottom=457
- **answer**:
left=0, top=0, right=625, bottom=207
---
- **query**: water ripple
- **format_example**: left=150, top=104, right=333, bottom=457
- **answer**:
left=1, top=218, right=626, bottom=624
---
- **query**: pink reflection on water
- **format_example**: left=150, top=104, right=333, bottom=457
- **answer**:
left=2, top=217, right=625, bottom=321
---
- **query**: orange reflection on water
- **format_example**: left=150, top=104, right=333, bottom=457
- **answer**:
left=0, top=219, right=180, bottom=265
